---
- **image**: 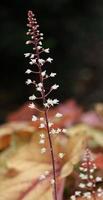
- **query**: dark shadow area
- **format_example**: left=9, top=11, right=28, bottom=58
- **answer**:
left=0, top=0, right=103, bottom=122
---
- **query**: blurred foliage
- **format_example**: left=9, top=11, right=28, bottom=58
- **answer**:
left=0, top=0, right=103, bottom=121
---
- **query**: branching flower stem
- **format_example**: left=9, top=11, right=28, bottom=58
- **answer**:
left=25, top=10, right=58, bottom=200
left=71, top=148, right=103, bottom=200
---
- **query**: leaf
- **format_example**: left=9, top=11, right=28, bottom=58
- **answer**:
left=61, top=134, right=86, bottom=178
left=0, top=144, right=58, bottom=200
left=95, top=153, right=103, bottom=169
left=67, top=124, right=103, bottom=147
left=0, top=126, right=87, bottom=200
left=81, top=111, right=103, bottom=129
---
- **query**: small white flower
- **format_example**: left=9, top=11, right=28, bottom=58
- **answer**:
left=80, top=173, right=88, bottom=180
left=97, top=188, right=103, bottom=197
left=26, top=41, right=31, bottom=45
left=56, top=128, right=62, bottom=134
left=30, top=54, right=35, bottom=58
left=75, top=191, right=81, bottom=196
left=39, top=174, right=46, bottom=180
left=40, top=133, right=45, bottom=139
left=90, top=169, right=94, bottom=173
left=96, top=177, right=102, bottom=182
left=46, top=98, right=59, bottom=106
left=25, top=69, right=32, bottom=74
left=44, top=48, right=50, bottom=53
left=53, top=99, right=59, bottom=105
left=41, top=147, right=46, bottom=154
left=40, top=33, right=44, bottom=36
left=55, top=112, right=63, bottom=118
left=71, top=195, right=76, bottom=200
left=39, top=123, right=45, bottom=128
left=41, top=70, right=46, bottom=77
left=36, top=83, right=43, bottom=92
left=93, top=164, right=97, bottom=169
left=40, top=117, right=44, bottom=121
left=29, top=95, right=36, bottom=100
left=38, top=59, right=45, bottom=65
left=97, top=188, right=103, bottom=193
left=24, top=53, right=30, bottom=57
left=50, top=129, right=57, bottom=135
left=46, top=75, right=49, bottom=78
left=26, top=79, right=32, bottom=85
left=50, top=179, right=55, bottom=185
left=29, top=59, right=36, bottom=65
left=87, top=182, right=93, bottom=187
left=32, top=115, right=38, bottom=122
left=39, top=41, right=42, bottom=45
left=58, top=153, right=65, bottom=159
left=44, top=171, right=49, bottom=175
left=29, top=61, right=33, bottom=65
left=50, top=72, right=56, bottom=77
left=83, top=192, right=91, bottom=199
left=97, top=193, right=103, bottom=197
left=37, top=46, right=42, bottom=50
left=51, top=84, right=59, bottom=90
left=28, top=103, right=35, bottom=109
left=79, top=167, right=84, bottom=171
left=38, top=83, right=43, bottom=87
left=62, top=129, right=67, bottom=133
left=47, top=99, right=54, bottom=106
left=79, top=183, right=86, bottom=188
left=47, top=57, right=53, bottom=63
left=83, top=168, right=88, bottom=172
left=31, top=59, right=36, bottom=64
left=44, top=103, right=50, bottom=108
left=48, top=122, right=53, bottom=128
left=36, top=87, right=42, bottom=92
left=39, top=139, right=45, bottom=144
left=90, top=175, right=93, bottom=179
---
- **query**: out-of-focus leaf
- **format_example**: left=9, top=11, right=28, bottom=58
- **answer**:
left=95, top=153, right=103, bottom=169
left=48, top=100, right=82, bottom=128
left=67, top=124, right=103, bottom=147
left=7, top=100, right=82, bottom=128
left=7, top=102, right=39, bottom=122
left=0, top=126, right=86, bottom=200
left=61, top=134, right=86, bottom=178
left=81, top=111, right=103, bottom=129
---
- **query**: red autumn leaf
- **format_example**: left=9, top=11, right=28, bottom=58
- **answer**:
left=95, top=153, right=103, bottom=169
left=7, top=102, right=39, bottom=122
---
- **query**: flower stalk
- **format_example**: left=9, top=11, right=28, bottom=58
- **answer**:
left=71, top=148, right=103, bottom=200
left=24, top=10, right=64, bottom=200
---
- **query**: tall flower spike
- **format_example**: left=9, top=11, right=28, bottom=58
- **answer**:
left=71, top=148, right=103, bottom=200
left=25, top=10, right=62, bottom=200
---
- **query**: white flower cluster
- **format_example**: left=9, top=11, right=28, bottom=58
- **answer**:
left=97, top=187, right=103, bottom=197
left=44, top=98, right=59, bottom=108
left=25, top=14, right=66, bottom=190
left=39, top=133, right=47, bottom=154
left=25, top=13, right=57, bottom=107
left=58, top=152, right=65, bottom=159
left=70, top=148, right=103, bottom=200
left=50, top=128, right=66, bottom=135
left=39, top=170, right=49, bottom=181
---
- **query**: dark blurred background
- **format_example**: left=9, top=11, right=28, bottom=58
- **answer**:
left=0, top=0, right=103, bottom=122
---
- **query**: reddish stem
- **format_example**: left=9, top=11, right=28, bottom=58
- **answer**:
left=34, top=33, right=57, bottom=200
